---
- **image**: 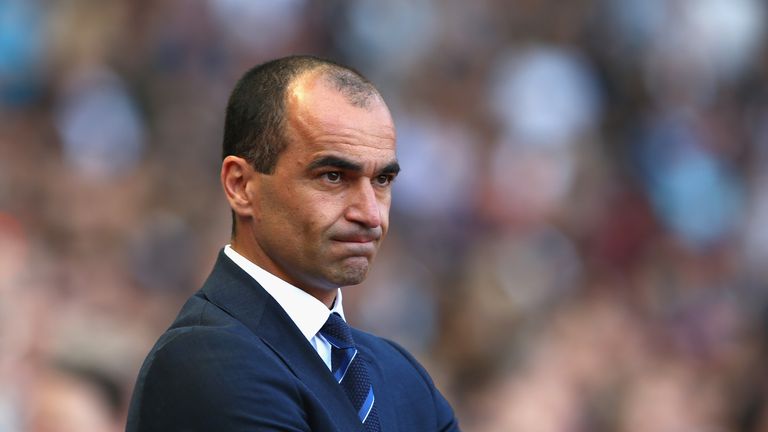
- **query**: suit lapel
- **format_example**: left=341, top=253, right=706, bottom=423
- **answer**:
left=200, top=251, right=363, bottom=431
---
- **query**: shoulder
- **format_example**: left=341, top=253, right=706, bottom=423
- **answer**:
left=141, top=293, right=282, bottom=374
left=137, top=292, right=296, bottom=392
left=351, top=329, right=425, bottom=369
left=127, top=296, right=307, bottom=431
left=353, top=329, right=433, bottom=382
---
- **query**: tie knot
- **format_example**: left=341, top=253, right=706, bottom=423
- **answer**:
left=320, top=313, right=355, bottom=349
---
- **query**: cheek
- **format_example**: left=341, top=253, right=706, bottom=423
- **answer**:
left=379, top=196, right=392, bottom=225
left=305, top=191, right=347, bottom=226
left=380, top=213, right=390, bottom=237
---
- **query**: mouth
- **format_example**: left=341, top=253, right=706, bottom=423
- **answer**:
left=330, top=230, right=381, bottom=244
left=332, top=236, right=378, bottom=244
left=330, top=233, right=380, bottom=256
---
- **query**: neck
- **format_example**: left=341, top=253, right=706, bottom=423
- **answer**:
left=229, top=240, right=337, bottom=308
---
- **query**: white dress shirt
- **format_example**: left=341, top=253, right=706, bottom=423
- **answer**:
left=223, top=245, right=342, bottom=371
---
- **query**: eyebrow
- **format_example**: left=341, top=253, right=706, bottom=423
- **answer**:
left=381, top=161, right=401, bottom=175
left=308, top=155, right=361, bottom=172
left=308, top=156, right=401, bottom=176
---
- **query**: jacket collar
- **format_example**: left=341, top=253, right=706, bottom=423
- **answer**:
left=200, top=250, right=363, bottom=431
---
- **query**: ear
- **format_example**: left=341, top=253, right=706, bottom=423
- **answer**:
left=221, top=156, right=258, bottom=218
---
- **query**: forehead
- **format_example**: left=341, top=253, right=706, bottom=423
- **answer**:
left=283, top=72, right=396, bottom=162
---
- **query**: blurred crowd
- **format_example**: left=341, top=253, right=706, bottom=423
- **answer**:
left=2, top=0, right=768, bottom=430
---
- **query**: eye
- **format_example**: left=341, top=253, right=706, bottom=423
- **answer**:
left=323, top=172, right=342, bottom=183
left=374, top=174, right=394, bottom=187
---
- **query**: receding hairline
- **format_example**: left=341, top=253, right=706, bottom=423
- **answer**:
left=287, top=65, right=383, bottom=111
left=279, top=70, right=396, bottom=159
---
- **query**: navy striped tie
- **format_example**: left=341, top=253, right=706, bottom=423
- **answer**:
left=320, top=313, right=381, bottom=431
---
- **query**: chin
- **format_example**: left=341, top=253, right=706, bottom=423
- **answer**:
left=333, top=259, right=370, bottom=286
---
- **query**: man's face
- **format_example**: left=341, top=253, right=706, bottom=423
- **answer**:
left=242, top=73, right=398, bottom=299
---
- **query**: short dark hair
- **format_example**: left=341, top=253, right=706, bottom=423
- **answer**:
left=222, top=55, right=379, bottom=174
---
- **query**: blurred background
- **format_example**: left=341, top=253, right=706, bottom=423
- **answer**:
left=2, top=0, right=768, bottom=430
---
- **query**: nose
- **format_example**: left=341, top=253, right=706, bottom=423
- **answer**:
left=345, top=180, right=382, bottom=229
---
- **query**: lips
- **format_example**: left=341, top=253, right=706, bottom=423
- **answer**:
left=333, top=235, right=378, bottom=243
left=330, top=231, right=381, bottom=258
left=330, top=230, right=381, bottom=244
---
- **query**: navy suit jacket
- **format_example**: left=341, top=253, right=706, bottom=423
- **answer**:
left=126, top=251, right=460, bottom=431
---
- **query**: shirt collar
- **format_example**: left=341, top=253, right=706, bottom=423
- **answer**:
left=223, top=245, right=344, bottom=341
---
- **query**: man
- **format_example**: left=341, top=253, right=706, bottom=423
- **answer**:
left=126, top=55, right=459, bottom=431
